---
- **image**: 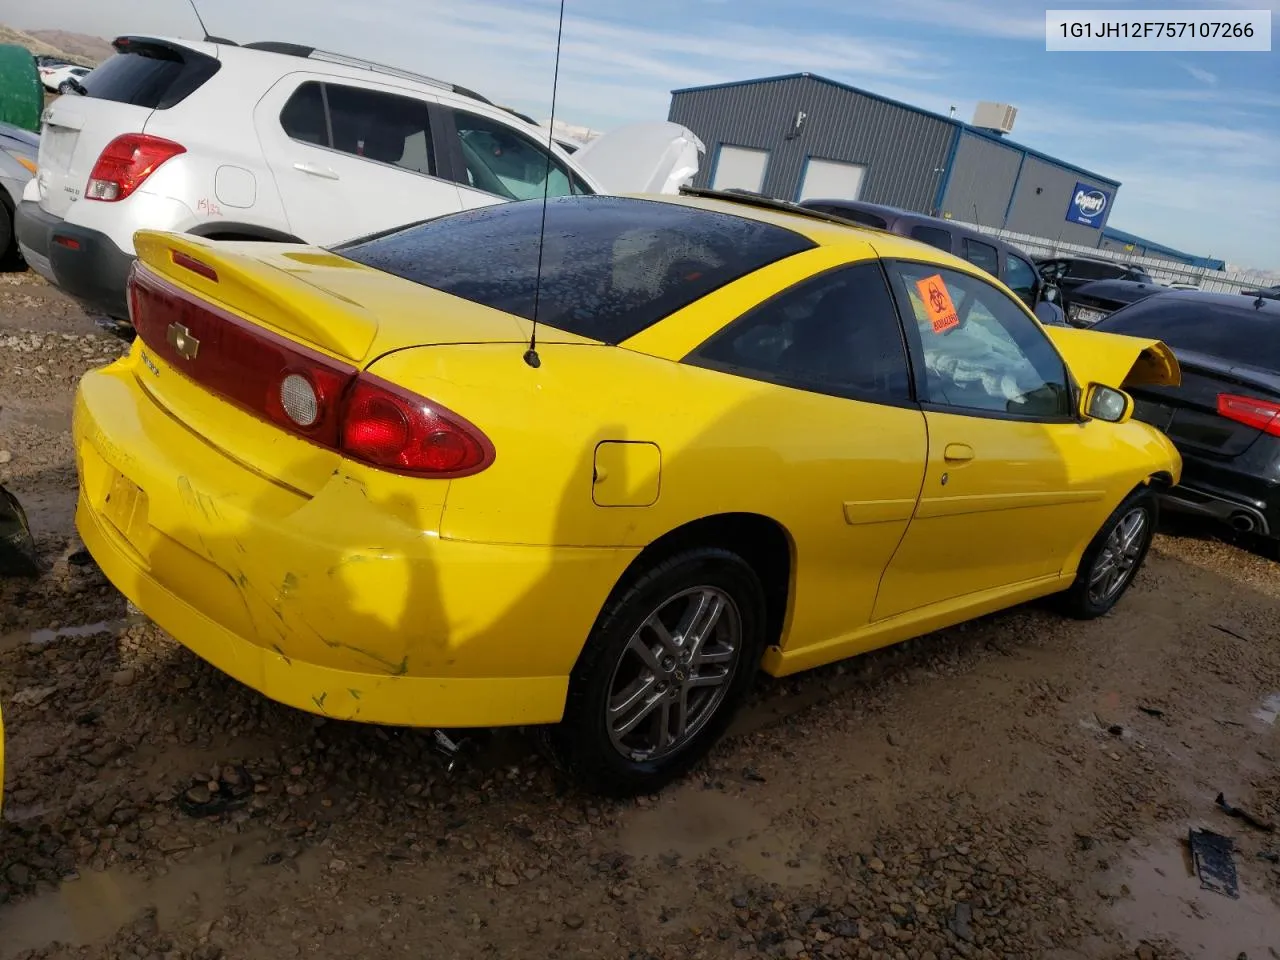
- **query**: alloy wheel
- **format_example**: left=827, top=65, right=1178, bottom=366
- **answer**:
left=605, top=586, right=743, bottom=762
left=1087, top=506, right=1148, bottom=605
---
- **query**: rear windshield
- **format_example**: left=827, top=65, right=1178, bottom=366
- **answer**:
left=1094, top=295, right=1280, bottom=369
left=335, top=196, right=817, bottom=344
left=82, top=43, right=220, bottom=110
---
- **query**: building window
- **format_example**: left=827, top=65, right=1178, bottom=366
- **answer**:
left=797, top=158, right=867, bottom=203
left=712, top=145, right=769, bottom=193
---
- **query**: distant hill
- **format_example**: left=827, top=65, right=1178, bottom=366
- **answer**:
left=26, top=29, right=114, bottom=64
left=0, top=24, right=109, bottom=66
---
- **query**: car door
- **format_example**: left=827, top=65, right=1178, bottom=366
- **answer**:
left=685, top=260, right=928, bottom=650
left=1002, top=250, right=1041, bottom=312
left=871, top=261, right=1107, bottom=621
left=435, top=106, right=591, bottom=211
left=254, top=75, right=461, bottom=245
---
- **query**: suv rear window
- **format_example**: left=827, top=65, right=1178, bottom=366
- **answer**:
left=82, top=41, right=220, bottom=110
left=1094, top=296, right=1280, bottom=369
left=336, top=196, right=816, bottom=344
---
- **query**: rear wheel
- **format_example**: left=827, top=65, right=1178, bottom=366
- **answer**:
left=1057, top=486, right=1157, bottom=619
left=546, top=548, right=767, bottom=797
left=58, top=80, right=75, bottom=94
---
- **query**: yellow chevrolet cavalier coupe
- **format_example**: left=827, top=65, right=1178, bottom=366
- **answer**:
left=72, top=191, right=1181, bottom=795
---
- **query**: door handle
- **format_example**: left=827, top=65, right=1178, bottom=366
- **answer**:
left=944, top=443, right=974, bottom=463
left=293, top=162, right=340, bottom=180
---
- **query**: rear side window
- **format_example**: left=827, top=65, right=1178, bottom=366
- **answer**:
left=82, top=43, right=220, bottom=110
left=909, top=225, right=952, bottom=252
left=1094, top=298, right=1280, bottom=369
left=335, top=196, right=816, bottom=344
left=687, top=262, right=912, bottom=403
left=962, top=238, right=1000, bottom=276
left=280, top=82, right=437, bottom=177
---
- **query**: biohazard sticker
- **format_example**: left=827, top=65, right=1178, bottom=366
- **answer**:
left=915, top=274, right=960, bottom=333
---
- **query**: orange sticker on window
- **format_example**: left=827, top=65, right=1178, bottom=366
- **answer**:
left=914, top=274, right=960, bottom=333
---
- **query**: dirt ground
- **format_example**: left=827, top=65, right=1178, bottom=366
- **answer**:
left=1, top=266, right=1278, bottom=960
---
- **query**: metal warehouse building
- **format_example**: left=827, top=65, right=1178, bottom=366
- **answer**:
left=669, top=73, right=1121, bottom=249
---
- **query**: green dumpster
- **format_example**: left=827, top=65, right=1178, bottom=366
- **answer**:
left=0, top=44, right=43, bottom=133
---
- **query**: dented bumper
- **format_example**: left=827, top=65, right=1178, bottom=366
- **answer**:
left=72, top=363, right=637, bottom=728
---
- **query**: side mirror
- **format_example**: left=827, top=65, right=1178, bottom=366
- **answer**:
left=1082, top=383, right=1133, bottom=423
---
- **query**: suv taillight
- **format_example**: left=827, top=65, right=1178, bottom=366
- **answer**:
left=86, top=134, right=186, bottom=202
left=1217, top=393, right=1280, bottom=437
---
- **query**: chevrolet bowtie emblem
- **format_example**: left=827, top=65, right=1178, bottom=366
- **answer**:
left=167, top=322, right=200, bottom=360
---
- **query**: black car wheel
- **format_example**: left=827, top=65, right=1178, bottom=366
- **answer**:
left=545, top=547, right=767, bottom=797
left=1057, top=486, right=1158, bottom=619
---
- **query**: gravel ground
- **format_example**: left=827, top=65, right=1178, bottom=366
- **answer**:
left=1, top=267, right=1278, bottom=960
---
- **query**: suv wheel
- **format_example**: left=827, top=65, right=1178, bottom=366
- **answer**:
left=545, top=547, right=767, bottom=797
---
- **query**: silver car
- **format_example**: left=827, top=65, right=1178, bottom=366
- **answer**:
left=0, top=122, right=39, bottom=264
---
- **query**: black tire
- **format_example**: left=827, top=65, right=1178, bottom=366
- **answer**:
left=0, top=200, right=12, bottom=263
left=545, top=547, right=768, bottom=797
left=1056, top=486, right=1158, bottom=619
left=58, top=81, right=75, bottom=94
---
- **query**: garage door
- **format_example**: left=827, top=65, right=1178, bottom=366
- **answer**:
left=711, top=145, right=769, bottom=193
left=798, top=158, right=866, bottom=202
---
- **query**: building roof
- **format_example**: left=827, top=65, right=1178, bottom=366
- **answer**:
left=670, top=72, right=1121, bottom=189
left=1101, top=226, right=1226, bottom=270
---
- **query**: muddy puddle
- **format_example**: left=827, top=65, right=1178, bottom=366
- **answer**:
left=618, top=785, right=826, bottom=888
left=0, top=835, right=322, bottom=959
left=0, top=616, right=146, bottom=655
left=1254, top=692, right=1280, bottom=727
left=1110, top=839, right=1280, bottom=956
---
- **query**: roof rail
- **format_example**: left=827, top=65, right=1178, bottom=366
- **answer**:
left=241, top=41, right=496, bottom=106
left=677, top=187, right=884, bottom=232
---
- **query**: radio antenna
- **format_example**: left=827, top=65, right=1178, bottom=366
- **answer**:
left=524, top=0, right=568, bottom=369
left=184, top=0, right=213, bottom=39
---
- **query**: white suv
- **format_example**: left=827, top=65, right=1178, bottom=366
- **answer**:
left=17, top=35, right=703, bottom=323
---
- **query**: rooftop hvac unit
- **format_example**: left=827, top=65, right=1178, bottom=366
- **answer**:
left=971, top=101, right=1017, bottom=135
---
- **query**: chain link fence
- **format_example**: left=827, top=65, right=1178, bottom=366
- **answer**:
left=948, top=220, right=1278, bottom=295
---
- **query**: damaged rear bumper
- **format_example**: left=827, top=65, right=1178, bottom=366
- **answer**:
left=72, top=362, right=636, bottom=728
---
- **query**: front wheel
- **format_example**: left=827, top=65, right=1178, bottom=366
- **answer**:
left=545, top=547, right=768, bottom=797
left=1057, top=486, right=1158, bottom=619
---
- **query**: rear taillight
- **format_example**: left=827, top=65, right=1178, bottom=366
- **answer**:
left=127, top=264, right=495, bottom=477
left=86, top=134, right=186, bottom=202
left=1217, top=393, right=1280, bottom=436
left=341, top=375, right=494, bottom=477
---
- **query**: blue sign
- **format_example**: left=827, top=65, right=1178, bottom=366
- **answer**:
left=1065, top=182, right=1111, bottom=228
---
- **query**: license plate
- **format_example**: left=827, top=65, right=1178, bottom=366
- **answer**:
left=1071, top=307, right=1106, bottom=326
left=39, top=127, right=79, bottom=172
left=103, top=472, right=146, bottom=541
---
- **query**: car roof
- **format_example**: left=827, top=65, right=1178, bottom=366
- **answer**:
left=1146, top=288, right=1280, bottom=313
left=663, top=189, right=985, bottom=269
left=126, top=35, right=530, bottom=129
left=804, top=197, right=1036, bottom=260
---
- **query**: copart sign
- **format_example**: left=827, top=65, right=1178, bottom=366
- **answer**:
left=1065, top=181, right=1112, bottom=228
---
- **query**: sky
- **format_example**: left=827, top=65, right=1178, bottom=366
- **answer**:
left=5, top=0, right=1279, bottom=269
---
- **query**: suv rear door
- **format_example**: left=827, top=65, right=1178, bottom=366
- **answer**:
left=254, top=74, right=460, bottom=245
left=36, top=37, right=221, bottom=219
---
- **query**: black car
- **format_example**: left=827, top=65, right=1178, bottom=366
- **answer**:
left=799, top=198, right=1065, bottom=325
left=1091, top=291, right=1280, bottom=547
left=1058, top=277, right=1166, bottom=328
left=1241, top=284, right=1280, bottom=301
left=1035, top=255, right=1154, bottom=295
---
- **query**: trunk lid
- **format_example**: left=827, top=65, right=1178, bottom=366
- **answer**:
left=1127, top=349, right=1280, bottom=460
left=570, top=121, right=705, bottom=195
left=36, top=37, right=220, bottom=220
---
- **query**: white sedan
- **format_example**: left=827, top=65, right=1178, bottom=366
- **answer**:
left=38, top=63, right=92, bottom=94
